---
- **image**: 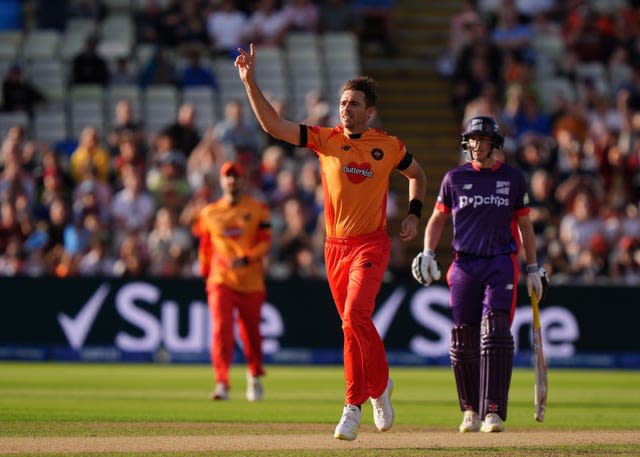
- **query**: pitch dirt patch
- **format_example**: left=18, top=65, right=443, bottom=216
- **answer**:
left=1, top=423, right=639, bottom=454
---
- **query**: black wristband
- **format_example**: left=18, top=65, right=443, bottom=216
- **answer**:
left=408, top=199, right=423, bottom=219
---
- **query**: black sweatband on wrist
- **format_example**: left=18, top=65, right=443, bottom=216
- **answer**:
left=408, top=199, right=423, bottom=219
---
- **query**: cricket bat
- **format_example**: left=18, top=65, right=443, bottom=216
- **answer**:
left=531, top=290, right=547, bottom=422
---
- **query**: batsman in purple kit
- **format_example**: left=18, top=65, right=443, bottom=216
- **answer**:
left=411, top=116, right=548, bottom=433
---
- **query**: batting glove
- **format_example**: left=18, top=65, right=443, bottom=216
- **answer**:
left=411, top=249, right=441, bottom=286
left=526, top=263, right=549, bottom=301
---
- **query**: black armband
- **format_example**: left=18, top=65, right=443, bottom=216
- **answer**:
left=408, top=199, right=423, bottom=219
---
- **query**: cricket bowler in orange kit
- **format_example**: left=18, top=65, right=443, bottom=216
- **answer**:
left=194, top=160, right=272, bottom=402
left=235, top=43, right=427, bottom=440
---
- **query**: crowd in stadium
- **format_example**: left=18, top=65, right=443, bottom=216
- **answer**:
left=0, top=0, right=639, bottom=284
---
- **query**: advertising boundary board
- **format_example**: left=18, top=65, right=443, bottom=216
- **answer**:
left=0, top=277, right=638, bottom=368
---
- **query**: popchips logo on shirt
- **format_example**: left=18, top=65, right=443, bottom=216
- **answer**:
left=343, top=162, right=374, bottom=184
left=459, top=194, right=509, bottom=208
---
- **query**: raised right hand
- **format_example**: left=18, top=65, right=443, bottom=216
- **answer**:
left=234, top=43, right=255, bottom=83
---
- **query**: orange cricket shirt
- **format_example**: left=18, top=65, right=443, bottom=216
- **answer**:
left=195, top=195, right=271, bottom=293
left=304, top=125, right=407, bottom=238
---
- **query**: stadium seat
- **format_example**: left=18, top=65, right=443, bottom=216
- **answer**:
left=22, top=29, right=61, bottom=60
left=213, top=57, right=248, bottom=110
left=254, top=46, right=288, bottom=103
left=34, top=107, right=68, bottom=144
left=27, top=58, right=66, bottom=94
left=0, top=111, right=29, bottom=138
left=285, top=33, right=325, bottom=120
left=69, top=84, right=105, bottom=139
left=143, top=84, right=178, bottom=139
left=182, top=86, right=220, bottom=133
left=0, top=31, right=22, bottom=60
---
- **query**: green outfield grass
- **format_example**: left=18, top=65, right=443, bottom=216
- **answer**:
left=0, top=362, right=639, bottom=456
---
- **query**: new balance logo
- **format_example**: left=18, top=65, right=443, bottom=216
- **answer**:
left=342, top=145, right=351, bottom=151
left=463, top=184, right=472, bottom=190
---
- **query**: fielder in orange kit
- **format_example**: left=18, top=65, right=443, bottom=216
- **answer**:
left=235, top=44, right=427, bottom=440
left=194, top=160, right=272, bottom=402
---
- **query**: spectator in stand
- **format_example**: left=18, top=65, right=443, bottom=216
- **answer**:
left=561, top=0, right=616, bottom=63
left=43, top=196, right=70, bottom=273
left=112, top=133, right=146, bottom=187
left=452, top=54, right=496, bottom=124
left=352, top=0, right=397, bottom=56
left=72, top=179, right=110, bottom=227
left=112, top=231, right=150, bottom=277
left=274, top=197, right=314, bottom=278
left=555, top=141, right=602, bottom=208
left=135, top=0, right=164, bottom=44
left=1, top=65, right=47, bottom=118
left=462, top=82, right=503, bottom=127
left=259, top=144, right=285, bottom=199
left=34, top=161, right=69, bottom=222
left=0, top=141, right=36, bottom=207
left=0, top=200, right=30, bottom=255
left=609, top=234, right=640, bottom=283
left=503, top=91, right=552, bottom=142
left=491, top=0, right=535, bottom=63
left=69, top=126, right=111, bottom=184
left=598, top=140, right=636, bottom=212
left=109, top=57, right=138, bottom=86
left=281, top=0, right=319, bottom=33
left=514, top=133, right=557, bottom=183
left=318, top=0, right=362, bottom=36
left=213, top=99, right=260, bottom=165
left=437, top=0, right=482, bottom=77
left=161, top=103, right=201, bottom=157
left=173, top=0, right=208, bottom=49
left=246, top=0, right=288, bottom=47
left=107, top=99, right=146, bottom=155
left=180, top=49, right=219, bottom=90
left=451, top=22, right=503, bottom=122
left=187, top=126, right=225, bottom=191
left=559, top=189, right=605, bottom=268
left=110, top=165, right=156, bottom=241
left=0, top=236, right=26, bottom=276
left=146, top=206, right=194, bottom=277
left=139, top=46, right=179, bottom=88
left=76, top=233, right=116, bottom=276
left=206, top=0, right=248, bottom=57
left=146, top=150, right=191, bottom=208
left=157, top=0, right=183, bottom=47
left=71, top=35, right=110, bottom=87
left=302, top=89, right=332, bottom=127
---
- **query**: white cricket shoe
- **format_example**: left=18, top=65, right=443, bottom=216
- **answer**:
left=459, top=410, right=481, bottom=432
left=246, top=374, right=263, bottom=402
left=371, top=378, right=394, bottom=432
left=209, top=382, right=229, bottom=400
left=333, top=404, right=361, bottom=441
left=481, top=413, right=505, bottom=433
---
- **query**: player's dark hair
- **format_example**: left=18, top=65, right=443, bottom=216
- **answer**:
left=341, top=76, right=377, bottom=108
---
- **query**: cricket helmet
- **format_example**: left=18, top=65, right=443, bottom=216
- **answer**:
left=461, top=116, right=504, bottom=155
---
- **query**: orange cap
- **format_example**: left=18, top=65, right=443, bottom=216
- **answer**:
left=219, top=161, right=244, bottom=177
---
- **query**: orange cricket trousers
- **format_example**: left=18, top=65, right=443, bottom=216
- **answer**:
left=207, top=283, right=266, bottom=389
left=325, top=229, right=390, bottom=405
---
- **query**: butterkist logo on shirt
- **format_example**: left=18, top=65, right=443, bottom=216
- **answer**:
left=343, top=162, right=373, bottom=184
